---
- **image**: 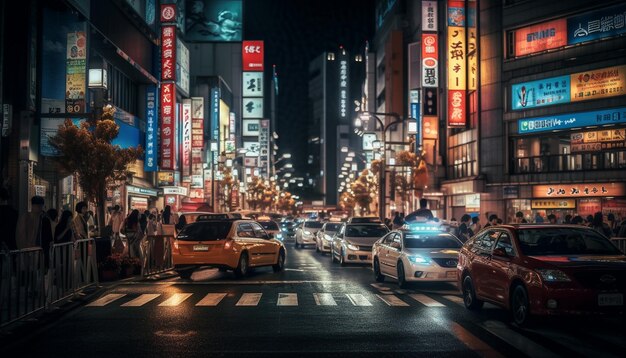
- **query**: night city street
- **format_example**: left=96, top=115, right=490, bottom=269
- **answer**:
left=3, top=245, right=626, bottom=357
left=2, top=0, right=626, bottom=357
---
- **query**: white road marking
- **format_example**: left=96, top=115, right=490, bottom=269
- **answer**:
left=277, top=293, right=298, bottom=306
left=87, top=294, right=126, bottom=307
left=195, top=293, right=227, bottom=306
left=346, top=294, right=373, bottom=306
left=121, top=294, right=161, bottom=307
left=236, top=293, right=262, bottom=306
left=481, top=320, right=559, bottom=358
left=409, top=294, right=445, bottom=307
left=443, top=295, right=465, bottom=306
left=158, top=293, right=193, bottom=306
left=123, top=280, right=340, bottom=285
left=370, top=283, right=391, bottom=291
left=313, top=293, right=337, bottom=306
left=376, top=294, right=410, bottom=306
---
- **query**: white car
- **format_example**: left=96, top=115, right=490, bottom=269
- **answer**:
left=372, top=225, right=463, bottom=288
left=295, top=221, right=323, bottom=248
left=258, top=220, right=283, bottom=241
left=331, top=223, right=389, bottom=265
left=315, top=222, right=343, bottom=254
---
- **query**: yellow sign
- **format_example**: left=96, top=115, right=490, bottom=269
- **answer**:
left=531, top=199, right=576, bottom=209
left=571, top=129, right=626, bottom=152
left=571, top=65, right=626, bottom=102
left=467, top=27, right=477, bottom=91
left=533, top=182, right=626, bottom=198
left=447, top=27, right=466, bottom=90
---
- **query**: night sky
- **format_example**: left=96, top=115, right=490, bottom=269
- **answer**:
left=245, top=0, right=375, bottom=177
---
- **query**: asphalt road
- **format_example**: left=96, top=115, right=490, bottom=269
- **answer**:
left=3, top=243, right=625, bottom=357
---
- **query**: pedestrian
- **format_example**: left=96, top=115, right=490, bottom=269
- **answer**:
left=618, top=217, right=626, bottom=238
left=162, top=205, right=178, bottom=225
left=404, top=199, right=434, bottom=222
left=139, top=210, right=149, bottom=235
left=607, top=213, right=619, bottom=236
left=483, top=214, right=498, bottom=228
left=547, top=214, right=557, bottom=224
left=0, top=187, right=18, bottom=251
left=513, top=211, right=528, bottom=224
left=123, top=209, right=141, bottom=258
left=108, top=205, right=124, bottom=237
left=564, top=214, right=572, bottom=224
left=534, top=212, right=544, bottom=223
left=571, top=215, right=584, bottom=225
left=47, top=208, right=59, bottom=237
left=456, top=214, right=473, bottom=243
left=590, top=212, right=612, bottom=237
left=54, top=210, right=74, bottom=243
left=147, top=214, right=159, bottom=235
left=585, top=215, right=594, bottom=225
left=175, top=214, right=188, bottom=233
left=86, top=210, right=97, bottom=236
left=16, top=196, right=52, bottom=250
left=71, top=201, right=90, bottom=241
left=470, top=216, right=481, bottom=233
left=392, top=212, right=403, bottom=229
left=384, top=217, right=392, bottom=230
left=496, top=218, right=503, bottom=224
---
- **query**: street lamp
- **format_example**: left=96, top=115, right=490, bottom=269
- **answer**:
left=354, top=111, right=407, bottom=220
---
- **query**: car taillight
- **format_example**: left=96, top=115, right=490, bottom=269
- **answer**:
left=173, top=240, right=179, bottom=250
left=224, top=239, right=234, bottom=250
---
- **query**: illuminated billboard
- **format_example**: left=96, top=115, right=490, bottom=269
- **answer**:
left=513, top=19, right=567, bottom=57
left=184, top=0, right=242, bottom=42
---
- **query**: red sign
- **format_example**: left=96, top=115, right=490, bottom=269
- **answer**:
left=161, top=26, right=176, bottom=81
left=421, top=33, right=438, bottom=87
left=514, top=18, right=567, bottom=57
left=448, top=90, right=466, bottom=126
left=160, top=4, right=176, bottom=23
left=242, top=41, right=264, bottom=71
left=160, top=83, right=176, bottom=170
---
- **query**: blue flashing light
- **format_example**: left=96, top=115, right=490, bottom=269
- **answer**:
left=404, top=223, right=443, bottom=233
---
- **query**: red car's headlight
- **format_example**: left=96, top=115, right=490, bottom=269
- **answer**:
left=536, top=269, right=572, bottom=282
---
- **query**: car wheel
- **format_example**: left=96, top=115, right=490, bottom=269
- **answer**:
left=340, top=249, right=347, bottom=266
left=511, top=285, right=531, bottom=326
left=373, top=258, right=385, bottom=282
left=462, top=275, right=484, bottom=310
left=316, top=242, right=320, bottom=253
left=272, top=249, right=285, bottom=272
left=176, top=269, right=194, bottom=280
left=234, top=252, right=249, bottom=278
left=397, top=262, right=407, bottom=288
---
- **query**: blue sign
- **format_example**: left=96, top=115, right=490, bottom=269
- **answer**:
left=511, top=75, right=570, bottom=110
left=567, top=4, right=626, bottom=45
left=144, top=85, right=157, bottom=172
left=112, top=119, right=141, bottom=149
left=518, top=107, right=626, bottom=134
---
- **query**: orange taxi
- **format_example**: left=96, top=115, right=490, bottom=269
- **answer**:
left=173, top=219, right=286, bottom=279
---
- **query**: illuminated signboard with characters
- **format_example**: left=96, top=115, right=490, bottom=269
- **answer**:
left=533, top=183, right=626, bottom=198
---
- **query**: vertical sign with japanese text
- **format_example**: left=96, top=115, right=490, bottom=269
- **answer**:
left=181, top=99, right=192, bottom=176
left=65, top=31, right=87, bottom=114
left=467, top=0, right=477, bottom=91
left=191, top=97, right=204, bottom=148
left=144, top=85, right=158, bottom=172
left=422, top=1, right=438, bottom=31
left=447, top=1, right=466, bottom=127
left=160, top=83, right=176, bottom=170
left=259, top=119, right=270, bottom=175
left=161, top=26, right=176, bottom=81
left=339, top=53, right=349, bottom=119
left=421, top=33, right=438, bottom=88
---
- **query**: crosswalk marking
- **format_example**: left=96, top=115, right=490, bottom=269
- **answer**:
left=236, top=293, right=262, bottom=306
left=196, top=293, right=227, bottom=306
left=121, top=294, right=161, bottom=307
left=346, top=294, right=372, bottom=306
left=377, top=294, right=410, bottom=306
left=87, top=293, right=126, bottom=307
left=158, top=293, right=193, bottom=306
left=277, top=293, right=298, bottom=306
left=313, top=293, right=337, bottom=306
left=410, top=294, right=445, bottom=307
left=443, top=295, right=464, bottom=306
left=481, top=320, right=559, bottom=358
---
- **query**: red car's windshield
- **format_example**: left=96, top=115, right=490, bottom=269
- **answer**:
left=517, top=228, right=622, bottom=256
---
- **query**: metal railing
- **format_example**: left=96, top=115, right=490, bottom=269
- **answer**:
left=611, top=237, right=626, bottom=254
left=46, top=239, right=98, bottom=306
left=0, top=248, right=46, bottom=327
left=142, top=235, right=174, bottom=277
left=512, top=151, right=626, bottom=174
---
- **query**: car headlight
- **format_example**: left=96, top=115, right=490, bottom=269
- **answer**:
left=536, top=269, right=571, bottom=282
left=304, top=230, right=312, bottom=235
left=347, top=244, right=359, bottom=251
left=276, top=233, right=283, bottom=240
left=408, top=255, right=431, bottom=265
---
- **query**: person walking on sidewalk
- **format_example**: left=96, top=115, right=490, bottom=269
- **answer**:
left=0, top=187, right=18, bottom=251
left=123, top=210, right=142, bottom=258
left=108, top=205, right=124, bottom=237
left=54, top=210, right=74, bottom=243
left=71, top=201, right=90, bottom=241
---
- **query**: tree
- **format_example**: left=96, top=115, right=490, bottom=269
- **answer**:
left=246, top=176, right=266, bottom=210
left=339, top=191, right=356, bottom=216
left=259, top=181, right=278, bottom=212
left=219, top=166, right=237, bottom=212
left=395, top=150, right=429, bottom=194
left=350, top=169, right=377, bottom=216
left=276, top=191, right=297, bottom=214
left=50, top=105, right=143, bottom=232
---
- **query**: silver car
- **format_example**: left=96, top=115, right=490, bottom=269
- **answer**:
left=316, top=222, right=343, bottom=254
left=372, top=226, right=463, bottom=288
left=331, top=223, right=389, bottom=265
left=295, top=221, right=324, bottom=248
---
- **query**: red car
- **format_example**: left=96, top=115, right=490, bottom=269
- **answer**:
left=457, top=224, right=626, bottom=325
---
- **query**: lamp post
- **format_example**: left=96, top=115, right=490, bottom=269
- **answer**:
left=355, top=112, right=406, bottom=220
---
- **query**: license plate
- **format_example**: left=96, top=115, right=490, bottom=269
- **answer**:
left=193, top=245, right=210, bottom=251
left=446, top=271, right=457, bottom=278
left=598, top=293, right=623, bottom=307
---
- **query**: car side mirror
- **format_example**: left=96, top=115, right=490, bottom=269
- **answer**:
left=492, top=247, right=507, bottom=257
left=266, top=233, right=274, bottom=240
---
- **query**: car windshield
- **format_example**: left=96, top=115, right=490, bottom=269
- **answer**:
left=177, top=222, right=233, bottom=241
left=324, top=223, right=342, bottom=231
left=304, top=222, right=323, bottom=229
left=345, top=225, right=389, bottom=237
left=259, top=221, right=279, bottom=231
left=350, top=217, right=381, bottom=224
left=403, top=233, right=462, bottom=248
left=517, top=228, right=622, bottom=256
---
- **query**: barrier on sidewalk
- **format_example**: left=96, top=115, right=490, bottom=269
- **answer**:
left=74, top=239, right=98, bottom=291
left=142, top=235, right=174, bottom=277
left=0, top=248, right=46, bottom=327
left=610, top=237, right=626, bottom=254
left=46, top=239, right=98, bottom=306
